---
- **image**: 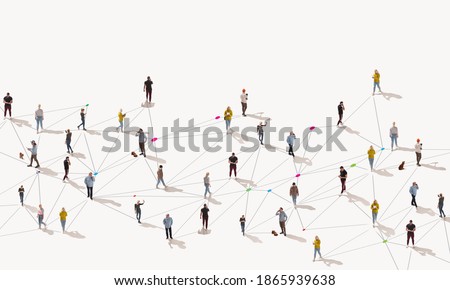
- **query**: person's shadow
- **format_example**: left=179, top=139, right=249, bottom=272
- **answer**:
left=380, top=92, right=402, bottom=101
left=245, top=234, right=263, bottom=243
left=168, top=239, right=186, bottom=249
left=413, top=246, right=436, bottom=256
left=95, top=198, right=121, bottom=207
left=65, top=231, right=86, bottom=239
left=422, top=162, right=446, bottom=171
left=321, top=257, right=344, bottom=267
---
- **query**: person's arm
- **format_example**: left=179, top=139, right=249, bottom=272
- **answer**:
left=143, top=82, right=146, bottom=92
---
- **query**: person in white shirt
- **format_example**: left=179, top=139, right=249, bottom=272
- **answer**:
left=35, top=104, right=44, bottom=133
left=240, top=88, right=248, bottom=116
left=389, top=122, right=398, bottom=150
left=415, top=139, right=422, bottom=166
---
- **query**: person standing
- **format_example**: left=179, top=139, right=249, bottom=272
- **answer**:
left=116, top=109, right=126, bottom=133
left=389, top=122, right=399, bottom=150
left=337, top=101, right=345, bottom=126
left=372, top=69, right=381, bottom=95
left=3, top=92, right=13, bottom=118
left=368, top=146, right=376, bottom=171
left=409, top=182, right=419, bottom=208
left=313, top=236, right=322, bottom=262
left=134, top=200, right=145, bottom=223
left=276, top=207, right=287, bottom=236
left=35, top=104, right=44, bottom=133
left=27, top=140, right=40, bottom=168
left=339, top=166, right=347, bottom=194
left=77, top=108, right=86, bottom=130
left=256, top=121, right=267, bottom=145
left=438, top=193, right=446, bottom=218
left=200, top=204, right=209, bottom=230
left=18, top=185, right=25, bottom=206
left=224, top=106, right=233, bottom=132
left=204, top=172, right=212, bottom=198
left=163, top=214, right=173, bottom=239
left=371, top=200, right=380, bottom=227
left=65, top=129, right=74, bottom=154
left=406, top=220, right=416, bottom=248
left=143, top=76, right=153, bottom=103
left=240, top=89, right=248, bottom=117
left=415, top=139, right=422, bottom=166
left=286, top=131, right=296, bottom=157
left=37, top=204, right=47, bottom=229
left=84, top=172, right=95, bottom=200
left=290, top=182, right=299, bottom=205
left=156, top=165, right=167, bottom=188
left=63, top=156, right=71, bottom=182
left=228, top=153, right=238, bottom=179
left=136, top=128, right=147, bottom=157
left=239, top=215, right=246, bottom=236
left=60, top=208, right=67, bottom=233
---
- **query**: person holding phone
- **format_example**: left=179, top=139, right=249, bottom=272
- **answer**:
left=240, top=88, right=248, bottom=116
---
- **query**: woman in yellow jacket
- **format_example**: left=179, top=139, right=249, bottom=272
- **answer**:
left=313, top=236, right=322, bottom=262
left=224, top=106, right=233, bottom=132
left=370, top=200, right=379, bottom=227
left=372, top=69, right=381, bottom=95
left=368, top=146, right=376, bottom=171
left=60, top=207, right=68, bottom=233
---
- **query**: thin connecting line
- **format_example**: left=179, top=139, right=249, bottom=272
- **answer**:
left=407, top=250, right=412, bottom=270
left=88, top=106, right=142, bottom=129
left=44, top=184, right=66, bottom=224
left=372, top=97, right=384, bottom=148
left=83, top=133, right=97, bottom=173
left=0, top=207, right=21, bottom=232
left=95, top=157, right=141, bottom=195
left=46, top=108, right=81, bottom=130
left=302, top=153, right=367, bottom=175
left=0, top=172, right=36, bottom=197
left=294, top=207, right=305, bottom=229
left=66, top=200, right=89, bottom=231
left=306, top=223, right=367, bottom=231
left=209, top=191, right=248, bottom=227
left=143, top=199, right=203, bottom=221
left=393, top=207, right=414, bottom=232
left=12, top=105, right=84, bottom=119
left=172, top=200, right=205, bottom=237
left=379, top=167, right=418, bottom=220
left=304, top=196, right=340, bottom=229
left=10, top=120, right=30, bottom=160
left=379, top=206, right=412, bottom=223
left=245, top=190, right=270, bottom=231
left=147, top=107, right=160, bottom=167
left=384, top=242, right=399, bottom=270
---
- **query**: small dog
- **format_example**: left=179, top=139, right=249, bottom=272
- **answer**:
left=398, top=161, right=405, bottom=170
left=19, top=152, right=24, bottom=159
left=131, top=151, right=138, bottom=158
left=271, top=230, right=278, bottom=236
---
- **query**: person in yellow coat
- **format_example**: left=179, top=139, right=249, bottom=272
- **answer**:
left=116, top=109, right=126, bottom=133
left=60, top=207, right=68, bottom=233
left=313, top=236, right=322, bottom=262
left=370, top=200, right=379, bottom=227
left=372, top=69, right=381, bottom=95
left=224, top=106, right=233, bottom=132
left=368, top=146, right=376, bottom=171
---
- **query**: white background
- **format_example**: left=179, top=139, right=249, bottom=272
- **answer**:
left=0, top=0, right=449, bottom=286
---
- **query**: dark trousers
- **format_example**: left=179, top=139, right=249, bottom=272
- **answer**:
left=279, top=221, right=286, bottom=235
left=139, top=142, right=146, bottom=157
left=136, top=209, right=141, bottom=222
left=340, top=178, right=346, bottom=193
left=288, top=144, right=294, bottom=156
left=439, top=206, right=446, bottom=217
left=337, top=113, right=343, bottom=126
left=202, top=216, right=209, bottom=229
left=407, top=232, right=415, bottom=246
left=258, top=133, right=264, bottom=144
left=87, top=187, right=93, bottom=199
left=29, top=155, right=40, bottom=167
left=416, top=152, right=422, bottom=165
left=241, top=102, right=247, bottom=115
left=229, top=164, right=237, bottom=177
left=63, top=169, right=69, bottom=181
left=146, top=89, right=152, bottom=102
left=411, top=195, right=417, bottom=207
left=66, top=142, right=73, bottom=153
left=165, top=227, right=173, bottom=239
left=19, top=192, right=24, bottom=206
left=78, top=119, right=85, bottom=130
left=4, top=104, right=11, bottom=117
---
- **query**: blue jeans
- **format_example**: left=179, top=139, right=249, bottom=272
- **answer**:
left=292, top=195, right=297, bottom=205
left=390, top=135, right=398, bottom=149
left=157, top=178, right=166, bottom=187
left=241, top=223, right=245, bottom=234
left=225, top=120, right=231, bottom=130
left=204, top=184, right=211, bottom=197
left=373, top=82, right=381, bottom=93
left=314, top=248, right=322, bottom=259
left=117, top=121, right=124, bottom=132
left=372, top=212, right=378, bottom=224
left=36, top=117, right=43, bottom=131
left=66, top=141, right=73, bottom=153
left=258, top=133, right=264, bottom=144
left=38, top=215, right=46, bottom=229
left=61, top=220, right=66, bottom=232
left=369, top=158, right=374, bottom=170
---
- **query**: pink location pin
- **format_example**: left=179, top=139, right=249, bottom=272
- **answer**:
left=215, top=116, right=221, bottom=120
left=151, top=137, right=158, bottom=142
left=133, top=195, right=136, bottom=197
left=309, top=126, right=316, bottom=131
left=295, top=173, right=301, bottom=178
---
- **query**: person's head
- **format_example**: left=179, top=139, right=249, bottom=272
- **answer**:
left=315, top=235, right=319, bottom=240
left=147, top=76, right=151, bottom=80
left=38, top=104, right=41, bottom=109
left=412, top=181, right=417, bottom=186
left=279, top=207, right=284, bottom=211
left=375, top=69, right=378, bottom=73
left=66, top=129, right=70, bottom=133
left=65, top=156, right=69, bottom=160
left=417, top=138, right=420, bottom=143
left=39, top=204, right=42, bottom=208
left=136, top=200, right=140, bottom=204
left=393, top=122, right=396, bottom=126
left=259, top=122, right=263, bottom=125
left=89, top=172, right=93, bottom=177
left=292, top=182, right=296, bottom=186
left=242, top=88, right=246, bottom=93
left=205, top=172, right=209, bottom=176
left=31, top=140, right=36, bottom=146
left=204, top=204, right=207, bottom=208
left=340, top=101, right=343, bottom=105
left=373, top=199, right=378, bottom=204
left=62, top=207, right=66, bottom=212
left=20, top=185, right=23, bottom=188
left=6, top=92, right=10, bottom=96
left=166, top=213, right=170, bottom=218
left=340, top=166, right=344, bottom=171
left=409, top=220, right=413, bottom=224
left=438, top=193, right=443, bottom=197
left=138, top=128, right=143, bottom=132
left=159, top=165, right=163, bottom=169
left=370, top=145, right=374, bottom=150
left=227, top=106, right=231, bottom=110
left=81, top=108, right=84, bottom=112
left=290, top=131, right=294, bottom=135
left=241, top=214, right=245, bottom=218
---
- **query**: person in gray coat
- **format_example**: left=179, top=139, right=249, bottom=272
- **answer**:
left=163, top=214, right=173, bottom=239
left=84, top=172, right=96, bottom=200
